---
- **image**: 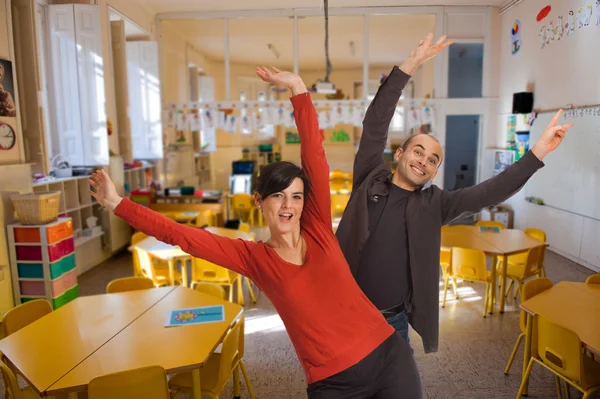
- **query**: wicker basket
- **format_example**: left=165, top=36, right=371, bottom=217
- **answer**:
left=11, top=191, right=62, bottom=225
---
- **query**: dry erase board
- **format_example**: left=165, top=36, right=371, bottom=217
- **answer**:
left=525, top=110, right=600, bottom=220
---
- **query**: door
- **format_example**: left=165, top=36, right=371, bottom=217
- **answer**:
left=444, top=115, right=480, bottom=190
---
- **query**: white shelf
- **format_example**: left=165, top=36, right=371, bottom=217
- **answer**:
left=74, top=231, right=104, bottom=247
left=32, top=175, right=90, bottom=187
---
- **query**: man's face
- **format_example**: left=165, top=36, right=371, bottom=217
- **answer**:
left=394, top=135, right=443, bottom=189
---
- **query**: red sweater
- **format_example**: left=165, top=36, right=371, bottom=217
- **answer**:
left=115, top=93, right=394, bottom=384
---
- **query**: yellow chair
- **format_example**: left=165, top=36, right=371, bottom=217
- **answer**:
left=88, top=365, right=170, bottom=399
left=502, top=228, right=547, bottom=279
left=445, top=247, right=493, bottom=317
left=135, top=247, right=182, bottom=287
left=586, top=274, right=600, bottom=284
left=189, top=210, right=218, bottom=228
left=517, top=314, right=600, bottom=399
left=131, top=232, right=148, bottom=277
left=440, top=249, right=458, bottom=306
left=499, top=245, right=545, bottom=300
left=238, top=222, right=251, bottom=233
left=169, top=316, right=256, bottom=399
left=504, top=277, right=553, bottom=375
left=231, top=194, right=259, bottom=226
left=475, top=220, right=505, bottom=230
left=194, top=282, right=228, bottom=300
left=191, top=258, right=243, bottom=305
left=331, top=193, right=350, bottom=220
left=0, top=351, right=43, bottom=399
left=106, top=277, right=155, bottom=294
left=1, top=299, right=52, bottom=337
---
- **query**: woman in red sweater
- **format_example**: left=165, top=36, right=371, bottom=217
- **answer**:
left=89, top=67, right=421, bottom=398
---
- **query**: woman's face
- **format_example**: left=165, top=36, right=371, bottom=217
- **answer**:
left=255, top=177, right=305, bottom=236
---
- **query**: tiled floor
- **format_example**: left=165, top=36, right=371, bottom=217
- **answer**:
left=4, top=244, right=599, bottom=398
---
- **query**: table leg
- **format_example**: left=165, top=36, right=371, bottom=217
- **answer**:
left=181, top=259, right=188, bottom=288
left=192, top=368, right=202, bottom=399
left=521, top=313, right=533, bottom=396
left=499, top=255, right=508, bottom=313
left=168, top=260, right=175, bottom=286
left=489, top=256, right=497, bottom=314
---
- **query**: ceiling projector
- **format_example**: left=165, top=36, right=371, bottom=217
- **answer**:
left=311, top=81, right=337, bottom=94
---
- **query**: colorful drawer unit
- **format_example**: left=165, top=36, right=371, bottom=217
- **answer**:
left=7, top=218, right=79, bottom=310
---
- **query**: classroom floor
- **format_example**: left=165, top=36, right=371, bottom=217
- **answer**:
left=3, top=243, right=598, bottom=398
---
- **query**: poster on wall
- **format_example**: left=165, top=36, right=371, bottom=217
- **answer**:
left=506, top=114, right=517, bottom=150
left=511, top=20, right=521, bottom=55
left=492, top=149, right=515, bottom=177
left=0, top=59, right=16, bottom=117
left=515, top=132, right=530, bottom=161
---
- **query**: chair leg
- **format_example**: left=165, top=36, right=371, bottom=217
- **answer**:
left=517, top=358, right=535, bottom=398
left=246, top=277, right=257, bottom=303
left=564, top=381, right=571, bottom=399
left=239, top=360, right=257, bottom=399
left=555, top=376, right=563, bottom=399
left=483, top=282, right=490, bottom=318
left=442, top=275, right=450, bottom=308
left=233, top=365, right=241, bottom=399
left=451, top=277, right=459, bottom=299
left=505, top=279, right=514, bottom=298
left=514, top=281, right=522, bottom=300
left=504, top=333, right=525, bottom=375
left=228, top=283, right=234, bottom=302
left=237, top=277, right=245, bottom=306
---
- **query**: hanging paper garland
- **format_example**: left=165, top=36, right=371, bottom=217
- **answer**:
left=536, top=5, right=551, bottom=22
left=511, top=20, right=521, bottom=55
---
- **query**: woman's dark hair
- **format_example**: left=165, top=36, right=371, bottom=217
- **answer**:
left=255, top=161, right=310, bottom=199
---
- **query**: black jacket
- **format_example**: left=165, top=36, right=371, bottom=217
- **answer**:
left=335, top=66, right=544, bottom=353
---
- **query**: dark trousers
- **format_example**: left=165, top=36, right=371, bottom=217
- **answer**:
left=306, top=333, right=423, bottom=399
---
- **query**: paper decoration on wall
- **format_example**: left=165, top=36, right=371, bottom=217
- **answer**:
left=515, top=132, right=530, bottom=161
left=511, top=20, right=521, bottom=54
left=224, top=114, right=237, bottom=133
left=506, top=114, right=517, bottom=150
left=564, top=107, right=600, bottom=119
left=595, top=1, right=600, bottom=25
left=176, top=112, right=188, bottom=130
left=536, top=5, right=551, bottom=22
left=285, top=130, right=301, bottom=144
left=331, top=128, right=350, bottom=143
left=545, top=23, right=554, bottom=44
left=566, top=10, right=576, bottom=35
left=407, top=108, right=422, bottom=129
left=240, top=115, right=252, bottom=134
left=554, top=16, right=564, bottom=40
left=202, top=110, right=215, bottom=129
left=190, top=112, right=201, bottom=132
left=492, top=150, right=515, bottom=177
left=0, top=59, right=16, bottom=117
left=255, top=112, right=265, bottom=131
left=539, top=26, right=547, bottom=48
left=287, top=111, right=296, bottom=128
left=577, top=6, right=592, bottom=28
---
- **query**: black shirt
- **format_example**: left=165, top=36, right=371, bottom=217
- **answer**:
left=356, top=183, right=413, bottom=310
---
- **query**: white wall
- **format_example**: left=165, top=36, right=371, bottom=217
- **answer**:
left=496, top=0, right=600, bottom=271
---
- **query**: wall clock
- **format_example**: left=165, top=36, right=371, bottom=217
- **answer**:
left=0, top=122, right=16, bottom=150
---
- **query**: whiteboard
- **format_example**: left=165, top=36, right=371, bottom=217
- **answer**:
left=525, top=111, right=600, bottom=221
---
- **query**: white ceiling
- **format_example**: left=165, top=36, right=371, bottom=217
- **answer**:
left=140, top=0, right=506, bottom=14
left=164, top=14, right=437, bottom=69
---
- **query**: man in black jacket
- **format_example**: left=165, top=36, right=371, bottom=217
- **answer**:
left=336, top=33, right=573, bottom=354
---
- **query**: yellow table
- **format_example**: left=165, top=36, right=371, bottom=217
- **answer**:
left=441, top=226, right=546, bottom=313
left=158, top=211, right=199, bottom=223
left=205, top=226, right=255, bottom=241
left=46, top=286, right=243, bottom=399
left=0, top=287, right=175, bottom=396
left=519, top=282, right=600, bottom=394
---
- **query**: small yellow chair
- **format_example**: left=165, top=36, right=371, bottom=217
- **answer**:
left=475, top=220, right=505, bottom=230
left=445, top=247, right=493, bottom=317
left=238, top=222, right=251, bottom=233
left=106, top=277, right=155, bottom=294
left=517, top=314, right=600, bottom=399
left=194, top=282, right=228, bottom=300
left=504, top=277, right=553, bottom=375
left=191, top=258, right=243, bottom=305
left=169, top=316, right=256, bottom=399
left=131, top=232, right=148, bottom=277
left=232, top=224, right=258, bottom=305
left=88, top=365, right=170, bottom=399
left=2, top=299, right=52, bottom=337
left=0, top=351, right=43, bottom=399
left=189, top=210, right=218, bottom=228
left=440, top=249, right=458, bottom=306
left=331, top=193, right=350, bottom=220
left=231, top=194, right=259, bottom=226
left=499, top=245, right=545, bottom=300
left=586, top=274, right=600, bottom=284
left=135, top=247, right=182, bottom=287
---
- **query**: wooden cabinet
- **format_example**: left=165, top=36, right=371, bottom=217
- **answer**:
left=46, top=4, right=108, bottom=167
